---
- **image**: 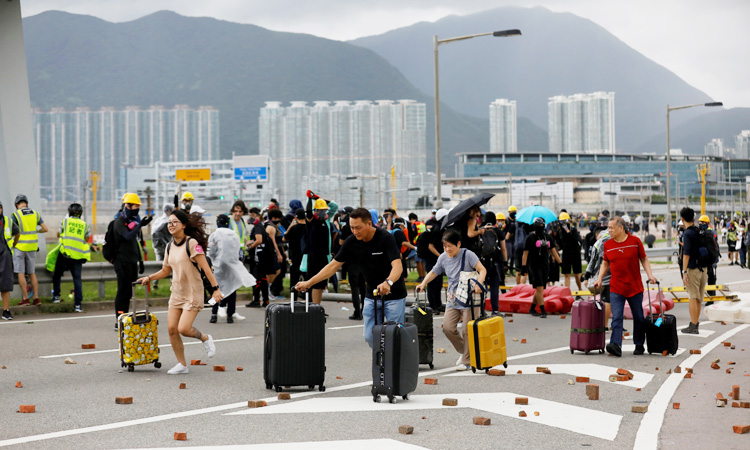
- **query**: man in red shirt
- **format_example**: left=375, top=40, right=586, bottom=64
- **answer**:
left=594, top=217, right=658, bottom=357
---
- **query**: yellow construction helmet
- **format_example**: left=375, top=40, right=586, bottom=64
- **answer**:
left=496, top=212, right=506, bottom=221
left=698, top=215, right=710, bottom=223
left=314, top=198, right=328, bottom=210
left=559, top=212, right=570, bottom=221
left=182, top=191, right=194, bottom=201
left=508, top=205, right=517, bottom=213
left=122, top=193, right=142, bottom=205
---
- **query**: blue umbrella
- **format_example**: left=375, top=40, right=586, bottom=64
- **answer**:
left=516, top=205, right=558, bottom=225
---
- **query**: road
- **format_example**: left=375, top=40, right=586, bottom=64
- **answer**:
left=1, top=263, right=749, bottom=449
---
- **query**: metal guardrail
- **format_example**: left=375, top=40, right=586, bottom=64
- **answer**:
left=643, top=247, right=680, bottom=259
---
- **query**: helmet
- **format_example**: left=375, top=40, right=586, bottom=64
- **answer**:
left=122, top=193, right=141, bottom=205
left=182, top=191, right=194, bottom=201
left=393, top=218, right=406, bottom=227
left=699, top=215, right=710, bottom=223
left=508, top=205, right=517, bottom=213
left=14, top=194, right=28, bottom=206
left=435, top=208, right=449, bottom=221
left=496, top=212, right=506, bottom=221
left=559, top=212, right=570, bottom=221
left=68, top=203, right=83, bottom=217
left=313, top=198, right=328, bottom=210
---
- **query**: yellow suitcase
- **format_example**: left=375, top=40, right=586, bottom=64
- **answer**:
left=467, top=285, right=507, bottom=373
left=118, top=283, right=161, bottom=372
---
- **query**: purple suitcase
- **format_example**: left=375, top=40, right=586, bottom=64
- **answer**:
left=570, top=299, right=606, bottom=354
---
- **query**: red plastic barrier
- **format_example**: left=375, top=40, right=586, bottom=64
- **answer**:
left=484, top=284, right=574, bottom=314
left=623, top=291, right=674, bottom=319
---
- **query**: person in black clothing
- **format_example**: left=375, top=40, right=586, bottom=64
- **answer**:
left=303, top=192, right=338, bottom=304
left=113, top=194, right=152, bottom=327
left=425, top=208, right=449, bottom=313
left=392, top=218, right=415, bottom=281
left=481, top=212, right=507, bottom=315
left=245, top=207, right=271, bottom=307
left=283, top=199, right=303, bottom=230
left=338, top=208, right=365, bottom=320
left=283, top=208, right=307, bottom=295
left=295, top=208, right=406, bottom=348
left=451, top=205, right=483, bottom=256
left=265, top=208, right=285, bottom=299
left=521, top=217, right=561, bottom=318
left=557, top=212, right=583, bottom=293
left=425, top=209, right=439, bottom=229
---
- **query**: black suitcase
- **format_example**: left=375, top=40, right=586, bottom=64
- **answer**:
left=644, top=281, right=679, bottom=355
left=371, top=295, right=419, bottom=404
left=264, top=290, right=326, bottom=392
left=404, top=290, right=434, bottom=369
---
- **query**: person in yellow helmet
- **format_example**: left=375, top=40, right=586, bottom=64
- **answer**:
left=505, top=206, right=520, bottom=282
left=557, top=210, right=584, bottom=295
left=11, top=194, right=48, bottom=306
left=301, top=190, right=338, bottom=305
left=181, top=191, right=195, bottom=213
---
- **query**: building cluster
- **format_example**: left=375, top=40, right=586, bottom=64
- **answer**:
left=709, top=130, right=750, bottom=159
left=32, top=105, right=219, bottom=203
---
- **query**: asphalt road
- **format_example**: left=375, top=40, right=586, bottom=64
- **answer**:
left=1, top=263, right=749, bottom=450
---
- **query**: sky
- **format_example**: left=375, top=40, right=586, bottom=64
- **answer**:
left=19, top=0, right=750, bottom=108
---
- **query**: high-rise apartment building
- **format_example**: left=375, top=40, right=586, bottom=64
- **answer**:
left=32, top=105, right=219, bottom=202
left=705, top=138, right=724, bottom=158
left=548, top=92, right=615, bottom=154
left=259, top=100, right=427, bottom=205
left=736, top=130, right=750, bottom=159
left=489, top=99, right=517, bottom=153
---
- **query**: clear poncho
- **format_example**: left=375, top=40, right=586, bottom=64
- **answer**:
left=207, top=228, right=256, bottom=296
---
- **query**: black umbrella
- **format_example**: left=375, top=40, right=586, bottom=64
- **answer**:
left=441, top=193, right=495, bottom=229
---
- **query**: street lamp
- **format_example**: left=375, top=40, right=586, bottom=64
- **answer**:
left=433, top=28, right=521, bottom=208
left=665, top=101, right=722, bottom=250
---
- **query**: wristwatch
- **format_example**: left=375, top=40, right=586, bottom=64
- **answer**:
left=386, top=279, right=393, bottom=287
left=209, top=285, right=219, bottom=293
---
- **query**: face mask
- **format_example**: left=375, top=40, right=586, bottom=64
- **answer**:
left=509, top=212, right=516, bottom=219
left=272, top=220, right=281, bottom=225
left=126, top=208, right=140, bottom=219
left=534, top=225, right=545, bottom=234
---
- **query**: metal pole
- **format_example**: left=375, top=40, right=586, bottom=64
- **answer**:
left=666, top=105, right=672, bottom=250
left=508, top=172, right=512, bottom=206
left=433, top=35, right=442, bottom=208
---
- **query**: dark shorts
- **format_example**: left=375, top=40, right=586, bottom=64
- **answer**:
left=256, top=251, right=279, bottom=276
left=727, top=241, right=736, bottom=253
left=599, top=285, right=611, bottom=303
left=561, top=254, right=582, bottom=274
left=528, top=268, right=548, bottom=288
left=0, top=248, right=13, bottom=292
left=306, top=256, right=330, bottom=290
left=514, top=251, right=524, bottom=270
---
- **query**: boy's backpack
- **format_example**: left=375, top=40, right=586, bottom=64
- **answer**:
left=102, top=220, right=117, bottom=263
left=479, top=228, right=499, bottom=260
left=416, top=228, right=433, bottom=259
left=691, top=225, right=719, bottom=268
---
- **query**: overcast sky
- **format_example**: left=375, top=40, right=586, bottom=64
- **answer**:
left=20, top=0, right=750, bottom=108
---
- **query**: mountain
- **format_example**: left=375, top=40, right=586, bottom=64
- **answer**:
left=351, top=6, right=719, bottom=152
left=21, top=10, right=546, bottom=174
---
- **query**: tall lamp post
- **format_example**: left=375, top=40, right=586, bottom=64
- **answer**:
left=433, top=29, right=521, bottom=208
left=666, top=101, right=722, bottom=250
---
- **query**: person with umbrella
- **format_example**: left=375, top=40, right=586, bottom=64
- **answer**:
left=520, top=217, right=561, bottom=318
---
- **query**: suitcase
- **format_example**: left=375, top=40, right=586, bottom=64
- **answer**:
left=263, top=290, right=326, bottom=392
left=118, top=282, right=161, bottom=372
left=371, top=295, right=419, bottom=403
left=404, top=290, right=434, bottom=369
left=570, top=299, right=606, bottom=354
left=644, top=281, right=679, bottom=355
left=466, top=280, right=508, bottom=373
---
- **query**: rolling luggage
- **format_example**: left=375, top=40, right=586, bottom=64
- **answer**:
left=118, top=282, right=161, bottom=372
left=404, top=290, right=434, bottom=369
left=371, top=295, right=419, bottom=403
left=570, top=299, right=606, bottom=354
left=467, top=280, right=508, bottom=373
left=645, top=281, right=679, bottom=355
left=264, top=290, right=326, bottom=392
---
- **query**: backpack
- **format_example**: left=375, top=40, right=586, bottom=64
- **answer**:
left=102, top=220, right=117, bottom=263
left=691, top=225, right=719, bottom=268
left=479, top=228, right=498, bottom=260
left=167, top=237, right=214, bottom=289
left=416, top=228, right=433, bottom=259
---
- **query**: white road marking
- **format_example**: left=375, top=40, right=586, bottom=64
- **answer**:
left=620, top=344, right=685, bottom=357
left=446, top=363, right=654, bottom=389
left=632, top=323, right=750, bottom=450
left=229, top=393, right=622, bottom=441
left=38, top=336, right=253, bottom=359
left=119, top=439, right=429, bottom=450
left=328, top=325, right=363, bottom=330
left=0, top=310, right=168, bottom=325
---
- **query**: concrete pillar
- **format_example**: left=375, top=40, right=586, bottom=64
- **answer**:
left=1, top=0, right=49, bottom=297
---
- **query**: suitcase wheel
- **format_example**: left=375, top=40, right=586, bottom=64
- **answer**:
left=275, top=386, right=283, bottom=393
left=599, top=349, right=604, bottom=354
left=429, top=363, right=434, bottom=369
left=402, top=394, right=410, bottom=400
left=388, top=396, right=396, bottom=404
left=503, top=362, right=508, bottom=368
left=127, top=365, right=134, bottom=372
left=265, top=383, right=272, bottom=390
left=585, top=350, right=590, bottom=355
left=308, top=385, right=315, bottom=390
left=373, top=395, right=381, bottom=403
left=319, top=385, right=326, bottom=392
left=570, top=349, right=574, bottom=354
left=154, top=361, right=161, bottom=369
left=485, top=368, right=490, bottom=374
left=471, top=367, right=476, bottom=374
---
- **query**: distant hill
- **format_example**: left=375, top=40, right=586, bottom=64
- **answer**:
left=22, top=10, right=546, bottom=174
left=351, top=6, right=719, bottom=152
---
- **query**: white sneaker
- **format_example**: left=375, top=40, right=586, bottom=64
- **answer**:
left=455, top=364, right=470, bottom=372
left=203, top=334, right=216, bottom=358
left=232, top=312, right=246, bottom=321
left=167, top=363, right=189, bottom=375
left=217, top=306, right=228, bottom=318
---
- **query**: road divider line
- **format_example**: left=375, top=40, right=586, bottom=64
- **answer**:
left=38, top=336, right=253, bottom=359
left=0, top=310, right=169, bottom=325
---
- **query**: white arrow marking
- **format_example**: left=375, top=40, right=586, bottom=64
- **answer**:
left=120, top=439, right=429, bottom=450
left=228, top=393, right=622, bottom=441
left=446, top=363, right=654, bottom=388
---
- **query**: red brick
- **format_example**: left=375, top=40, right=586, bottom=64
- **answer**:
left=740, top=401, right=750, bottom=408
left=686, top=368, right=693, bottom=374
left=179, top=383, right=186, bottom=389
left=115, top=397, right=133, bottom=404
left=667, top=369, right=672, bottom=374
left=518, top=411, right=527, bottom=417
left=534, top=411, right=540, bottom=416
left=424, top=378, right=438, bottom=385
left=673, top=403, right=680, bottom=409
left=515, top=397, right=529, bottom=405
left=662, top=350, right=668, bottom=356
left=190, top=359, right=201, bottom=365
left=689, top=349, right=701, bottom=355
left=521, top=339, right=527, bottom=344
left=732, top=402, right=740, bottom=408
left=442, top=398, right=458, bottom=406
left=724, top=342, right=731, bottom=347
left=576, top=376, right=590, bottom=383
left=727, top=369, right=733, bottom=374
left=561, top=315, right=566, bottom=319
left=728, top=361, right=736, bottom=365
left=721, top=321, right=727, bottom=325
left=733, top=385, right=740, bottom=400
left=15, top=381, right=22, bottom=388
left=508, top=319, right=513, bottom=323
left=488, top=369, right=505, bottom=376
left=237, top=367, right=244, bottom=371
left=398, top=425, right=414, bottom=434
left=517, top=370, right=523, bottom=374
left=674, top=366, right=682, bottom=373
left=711, top=363, right=720, bottom=370
left=81, top=344, right=96, bottom=349
left=473, top=417, right=491, bottom=425
left=586, top=384, right=599, bottom=400
left=213, top=365, right=225, bottom=372
left=18, top=405, right=35, bottom=413
left=684, top=373, right=692, bottom=379
left=733, top=425, right=750, bottom=434
left=542, top=369, right=552, bottom=374
left=247, top=400, right=266, bottom=408
left=1, top=366, right=5, bottom=369
left=616, top=375, right=629, bottom=382
left=174, top=432, right=187, bottom=441
left=278, top=393, right=291, bottom=400
left=336, top=376, right=343, bottom=379
left=655, top=367, right=659, bottom=371
left=536, top=367, right=548, bottom=373
left=505, top=313, right=513, bottom=317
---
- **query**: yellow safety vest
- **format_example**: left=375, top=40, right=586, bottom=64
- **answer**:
left=59, top=217, right=91, bottom=262
left=229, top=219, right=248, bottom=253
left=2, top=217, right=12, bottom=250
left=12, top=209, right=40, bottom=252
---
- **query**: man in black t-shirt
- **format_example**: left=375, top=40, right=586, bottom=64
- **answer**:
left=557, top=212, right=583, bottom=293
left=339, top=208, right=365, bottom=320
left=282, top=208, right=306, bottom=291
left=521, top=217, right=561, bottom=318
left=246, top=207, right=272, bottom=307
left=296, top=208, right=406, bottom=348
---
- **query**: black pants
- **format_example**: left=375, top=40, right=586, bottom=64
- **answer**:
left=212, top=291, right=237, bottom=317
left=348, top=264, right=366, bottom=315
left=425, top=259, right=444, bottom=311
left=707, top=264, right=717, bottom=296
left=52, top=253, right=83, bottom=305
left=271, top=256, right=287, bottom=296
left=114, top=260, right=139, bottom=319
left=289, top=257, right=303, bottom=289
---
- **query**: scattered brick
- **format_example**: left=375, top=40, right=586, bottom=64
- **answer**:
left=673, top=403, right=680, bottom=409
left=740, top=401, right=750, bottom=408
left=728, top=361, right=736, bottom=365
left=667, top=369, right=672, bottom=374
left=733, top=425, right=750, bottom=434
left=727, top=369, right=733, bottom=374
left=15, top=381, right=22, bottom=388
left=18, top=405, right=35, bottom=413
left=336, top=376, right=343, bottom=379
left=473, top=417, right=491, bottom=426
left=608, top=375, right=618, bottom=382
left=576, top=377, right=590, bottom=383
left=662, top=350, right=668, bottom=356
left=1, top=366, right=5, bottom=369
left=724, top=342, right=732, bottom=347
left=488, top=369, right=505, bottom=376
left=237, top=367, right=244, bottom=371
left=398, top=425, right=414, bottom=434
left=561, top=315, right=566, bottom=319
left=732, top=402, right=740, bottom=408
left=686, top=368, right=693, bottom=374
left=713, top=357, right=721, bottom=364
left=586, top=384, right=599, bottom=400
left=199, top=362, right=207, bottom=366
left=689, top=349, right=701, bottom=355
left=542, top=369, right=552, bottom=374
left=81, top=344, right=95, bottom=349
left=508, top=319, right=514, bottom=323
left=729, top=392, right=734, bottom=397
left=247, top=400, right=267, bottom=408
left=534, top=411, right=540, bottom=416
left=711, top=363, right=720, bottom=370
left=512, top=338, right=518, bottom=341
left=517, top=370, right=523, bottom=374
left=174, top=432, right=187, bottom=441
left=515, top=397, right=529, bottom=405
left=278, top=393, right=291, bottom=400
left=674, top=366, right=682, bottom=373
left=424, top=378, right=438, bottom=385
left=684, top=373, right=692, bottom=379
left=717, top=399, right=728, bottom=407
left=442, top=398, right=458, bottom=406
left=213, top=365, right=225, bottom=372
left=519, top=411, right=527, bottom=417
left=616, top=375, right=629, bottom=382
left=521, top=339, right=527, bottom=344
left=536, top=367, right=548, bottom=373
left=636, top=388, right=642, bottom=391
left=624, top=332, right=630, bottom=337
left=179, top=383, right=186, bottom=389
left=436, top=348, right=447, bottom=353
left=721, top=321, right=727, bottom=325
left=655, top=367, right=659, bottom=371
left=505, top=313, right=513, bottom=317
left=632, top=405, right=648, bottom=413
left=115, top=397, right=133, bottom=405
left=733, top=385, right=740, bottom=400
left=190, top=359, right=201, bottom=366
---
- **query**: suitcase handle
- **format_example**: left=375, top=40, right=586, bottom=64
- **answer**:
left=646, top=280, right=663, bottom=318
left=130, top=282, right=150, bottom=323
left=467, top=278, right=487, bottom=321
left=414, top=288, right=426, bottom=309
left=290, top=288, right=309, bottom=313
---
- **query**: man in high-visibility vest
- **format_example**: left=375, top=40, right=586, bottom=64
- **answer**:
left=11, top=194, right=48, bottom=306
left=1, top=200, right=15, bottom=320
left=52, top=203, right=91, bottom=312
